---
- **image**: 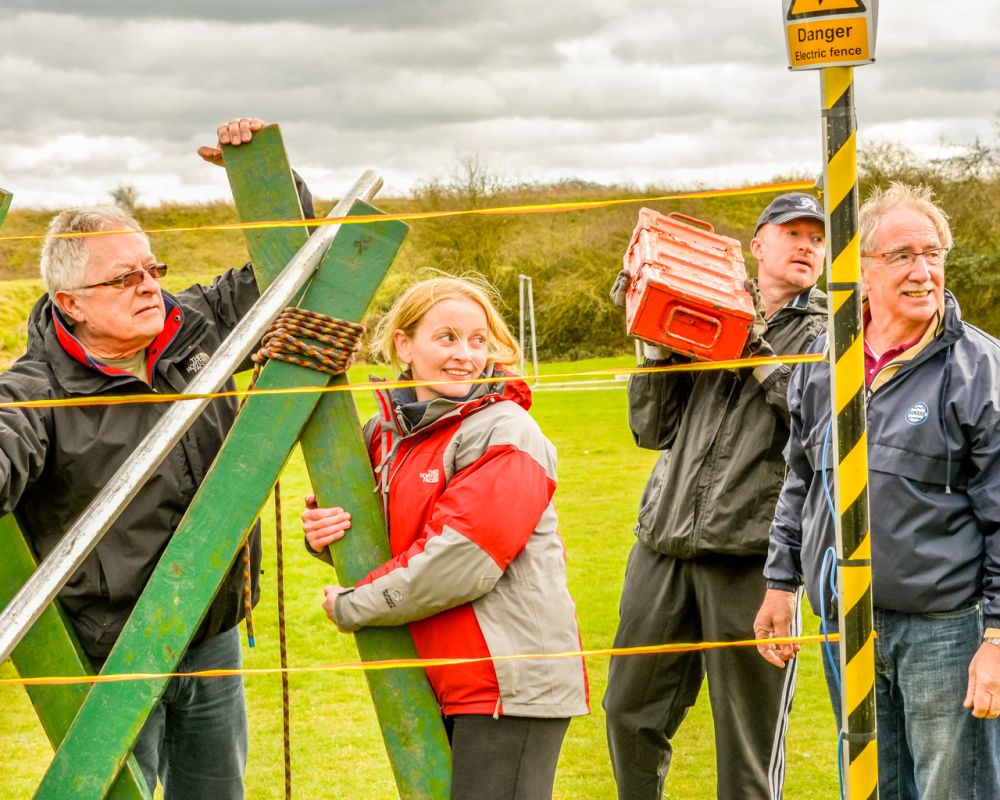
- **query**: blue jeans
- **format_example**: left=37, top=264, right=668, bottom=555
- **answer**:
left=821, top=604, right=1000, bottom=800
left=131, top=626, right=248, bottom=800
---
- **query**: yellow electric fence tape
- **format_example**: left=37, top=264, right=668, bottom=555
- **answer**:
left=0, top=180, right=813, bottom=243
left=0, top=353, right=824, bottom=411
left=2, top=633, right=839, bottom=688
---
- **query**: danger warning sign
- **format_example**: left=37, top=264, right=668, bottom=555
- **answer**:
left=782, top=0, right=878, bottom=70
left=787, top=0, right=866, bottom=20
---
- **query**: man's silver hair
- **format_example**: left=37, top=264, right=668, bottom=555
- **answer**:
left=39, top=207, right=146, bottom=297
left=859, top=182, right=953, bottom=256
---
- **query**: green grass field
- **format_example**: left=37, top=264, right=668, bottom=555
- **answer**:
left=0, top=356, right=840, bottom=798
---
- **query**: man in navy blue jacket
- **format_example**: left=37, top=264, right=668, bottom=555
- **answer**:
left=755, top=183, right=1000, bottom=799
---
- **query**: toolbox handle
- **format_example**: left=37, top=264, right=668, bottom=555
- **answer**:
left=665, top=306, right=722, bottom=350
left=666, top=212, right=714, bottom=233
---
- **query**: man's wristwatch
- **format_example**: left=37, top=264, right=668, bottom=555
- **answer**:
left=983, top=627, right=1000, bottom=647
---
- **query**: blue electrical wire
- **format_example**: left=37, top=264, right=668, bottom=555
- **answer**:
left=837, top=730, right=846, bottom=795
left=820, top=418, right=845, bottom=800
left=819, top=548, right=841, bottom=696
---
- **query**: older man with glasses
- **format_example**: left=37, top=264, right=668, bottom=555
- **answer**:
left=755, top=182, right=1000, bottom=799
left=0, top=118, right=309, bottom=799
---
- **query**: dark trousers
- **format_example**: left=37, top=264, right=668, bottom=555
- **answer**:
left=445, top=714, right=571, bottom=800
left=603, top=543, right=798, bottom=800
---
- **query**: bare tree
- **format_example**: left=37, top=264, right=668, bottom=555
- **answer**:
left=110, top=184, right=139, bottom=215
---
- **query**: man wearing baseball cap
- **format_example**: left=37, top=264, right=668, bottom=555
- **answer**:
left=604, top=193, right=827, bottom=799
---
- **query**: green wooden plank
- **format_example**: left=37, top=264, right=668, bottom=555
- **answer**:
left=300, top=392, right=453, bottom=799
left=225, top=130, right=451, bottom=797
left=35, top=205, right=408, bottom=800
left=0, top=515, right=150, bottom=800
left=0, top=188, right=11, bottom=230
left=221, top=125, right=310, bottom=288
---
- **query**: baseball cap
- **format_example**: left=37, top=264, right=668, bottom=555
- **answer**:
left=754, top=193, right=824, bottom=235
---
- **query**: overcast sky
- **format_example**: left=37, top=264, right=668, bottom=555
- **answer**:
left=1, top=1, right=997, bottom=209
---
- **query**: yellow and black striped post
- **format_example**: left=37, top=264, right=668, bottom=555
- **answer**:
left=821, top=65, right=878, bottom=799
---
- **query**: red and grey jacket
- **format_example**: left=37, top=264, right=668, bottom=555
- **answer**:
left=334, top=371, right=590, bottom=719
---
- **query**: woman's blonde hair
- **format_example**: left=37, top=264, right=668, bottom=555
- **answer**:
left=372, top=276, right=521, bottom=373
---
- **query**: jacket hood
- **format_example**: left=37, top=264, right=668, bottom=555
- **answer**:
left=25, top=293, right=52, bottom=359
left=940, top=289, right=966, bottom=341
left=804, top=285, right=828, bottom=316
left=375, top=365, right=532, bottom=438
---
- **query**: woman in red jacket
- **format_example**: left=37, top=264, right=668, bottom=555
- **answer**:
left=302, top=276, right=589, bottom=799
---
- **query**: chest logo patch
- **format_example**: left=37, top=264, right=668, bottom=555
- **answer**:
left=905, top=402, right=929, bottom=426
left=185, top=352, right=210, bottom=374
left=420, top=469, right=440, bottom=484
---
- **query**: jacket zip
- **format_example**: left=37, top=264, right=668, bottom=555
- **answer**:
left=692, top=374, right=742, bottom=549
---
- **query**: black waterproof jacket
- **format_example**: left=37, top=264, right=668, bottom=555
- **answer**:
left=0, top=266, right=262, bottom=659
left=627, top=286, right=828, bottom=558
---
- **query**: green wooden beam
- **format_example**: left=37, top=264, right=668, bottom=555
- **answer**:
left=299, top=392, right=454, bottom=797
left=0, top=515, right=150, bottom=799
left=0, top=188, right=11, bottom=229
left=35, top=150, right=412, bottom=799
left=225, top=127, right=450, bottom=798
left=222, top=126, right=311, bottom=288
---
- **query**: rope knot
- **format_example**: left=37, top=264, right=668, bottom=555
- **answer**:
left=252, top=307, right=366, bottom=377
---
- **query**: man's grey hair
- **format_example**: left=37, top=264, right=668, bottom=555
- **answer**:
left=40, top=207, right=146, bottom=297
left=859, top=182, right=953, bottom=256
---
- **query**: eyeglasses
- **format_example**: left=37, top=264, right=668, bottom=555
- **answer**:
left=78, top=262, right=168, bottom=290
left=861, top=248, right=949, bottom=268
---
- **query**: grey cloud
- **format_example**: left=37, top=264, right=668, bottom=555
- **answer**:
left=0, top=1, right=997, bottom=209
left=2, top=0, right=617, bottom=35
left=2, top=0, right=480, bottom=28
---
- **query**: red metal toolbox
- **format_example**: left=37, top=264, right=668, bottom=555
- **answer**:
left=623, top=208, right=755, bottom=361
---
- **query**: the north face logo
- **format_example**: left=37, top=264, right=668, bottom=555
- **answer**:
left=420, top=469, right=440, bottom=484
left=185, top=352, right=210, bottom=374
left=382, top=588, right=404, bottom=608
